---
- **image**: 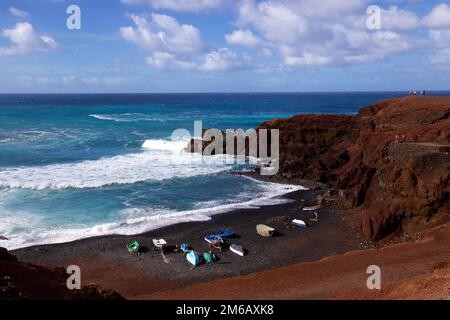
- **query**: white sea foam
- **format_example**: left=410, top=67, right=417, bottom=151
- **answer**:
left=0, top=135, right=307, bottom=250
left=0, top=128, right=94, bottom=145
left=141, top=139, right=188, bottom=152
left=1, top=181, right=306, bottom=250
left=0, top=139, right=234, bottom=190
left=89, top=113, right=181, bottom=122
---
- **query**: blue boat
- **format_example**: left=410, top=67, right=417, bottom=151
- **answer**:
left=292, top=219, right=308, bottom=228
left=204, top=229, right=234, bottom=245
left=180, top=243, right=189, bottom=253
left=216, top=229, right=234, bottom=238
left=204, top=234, right=223, bottom=244
left=186, top=251, right=202, bottom=267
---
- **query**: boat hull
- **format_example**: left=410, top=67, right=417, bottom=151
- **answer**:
left=230, top=245, right=245, bottom=256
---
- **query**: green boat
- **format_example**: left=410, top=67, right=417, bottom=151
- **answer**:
left=126, top=240, right=140, bottom=255
left=203, top=251, right=217, bottom=264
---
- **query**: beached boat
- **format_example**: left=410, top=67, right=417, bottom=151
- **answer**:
left=204, top=235, right=227, bottom=251
left=153, top=239, right=178, bottom=255
left=204, top=235, right=223, bottom=244
left=203, top=251, right=217, bottom=263
left=186, top=251, right=201, bottom=267
left=126, top=240, right=140, bottom=255
left=292, top=219, right=308, bottom=228
left=180, top=243, right=189, bottom=253
left=204, top=229, right=234, bottom=244
left=230, top=244, right=246, bottom=256
left=302, top=205, right=322, bottom=211
left=153, top=239, right=167, bottom=249
left=215, top=229, right=234, bottom=238
left=256, top=224, right=275, bottom=237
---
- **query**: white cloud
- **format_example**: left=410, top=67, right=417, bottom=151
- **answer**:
left=285, top=53, right=331, bottom=66
left=18, top=75, right=56, bottom=86
left=120, top=0, right=224, bottom=12
left=119, top=1, right=447, bottom=72
left=80, top=76, right=128, bottom=86
left=199, top=48, right=242, bottom=71
left=62, top=75, right=76, bottom=85
left=423, top=4, right=450, bottom=68
left=258, top=48, right=272, bottom=57
left=121, top=13, right=244, bottom=71
left=422, top=4, right=450, bottom=29
left=9, top=6, right=30, bottom=19
left=0, top=23, right=58, bottom=58
left=235, top=0, right=420, bottom=67
left=429, top=29, right=450, bottom=46
left=120, top=14, right=203, bottom=54
left=225, top=29, right=262, bottom=47
left=146, top=51, right=197, bottom=70
left=381, top=6, right=420, bottom=31
left=429, top=48, right=450, bottom=68
left=18, top=75, right=129, bottom=87
left=238, top=0, right=310, bottom=46
left=120, top=13, right=201, bottom=70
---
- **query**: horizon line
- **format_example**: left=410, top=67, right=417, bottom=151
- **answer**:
left=0, top=90, right=449, bottom=95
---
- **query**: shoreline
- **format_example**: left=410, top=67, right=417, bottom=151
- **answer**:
left=141, top=223, right=450, bottom=300
left=4, top=96, right=449, bottom=300
left=12, top=187, right=361, bottom=298
left=3, top=172, right=304, bottom=251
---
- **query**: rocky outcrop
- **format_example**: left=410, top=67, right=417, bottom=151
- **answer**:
left=0, top=247, right=124, bottom=300
left=187, top=97, right=449, bottom=240
left=259, top=115, right=359, bottom=184
left=258, top=96, right=449, bottom=240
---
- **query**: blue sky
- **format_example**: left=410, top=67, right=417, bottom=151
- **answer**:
left=0, top=0, right=449, bottom=93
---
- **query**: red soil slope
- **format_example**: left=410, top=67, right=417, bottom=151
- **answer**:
left=0, top=247, right=123, bottom=300
left=141, top=225, right=450, bottom=300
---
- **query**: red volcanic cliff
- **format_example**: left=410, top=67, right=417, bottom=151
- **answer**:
left=0, top=247, right=123, bottom=300
left=259, top=96, right=450, bottom=240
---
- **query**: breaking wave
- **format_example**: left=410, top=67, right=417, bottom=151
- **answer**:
left=89, top=113, right=185, bottom=122
left=1, top=179, right=305, bottom=250
left=0, top=139, right=230, bottom=190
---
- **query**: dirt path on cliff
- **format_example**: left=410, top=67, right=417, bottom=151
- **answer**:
left=137, top=224, right=450, bottom=300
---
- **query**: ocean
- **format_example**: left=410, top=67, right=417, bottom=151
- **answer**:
left=0, top=92, right=446, bottom=249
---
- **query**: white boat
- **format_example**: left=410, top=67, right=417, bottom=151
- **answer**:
left=230, top=244, right=245, bottom=256
left=292, top=219, right=308, bottom=228
left=152, top=239, right=167, bottom=248
left=256, top=224, right=275, bottom=237
left=302, top=205, right=322, bottom=211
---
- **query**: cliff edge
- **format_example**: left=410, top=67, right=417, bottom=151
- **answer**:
left=0, top=247, right=123, bottom=300
left=259, top=96, right=449, bottom=240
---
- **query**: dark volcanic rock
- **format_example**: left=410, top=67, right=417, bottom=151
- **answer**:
left=0, top=247, right=124, bottom=300
left=259, top=115, right=358, bottom=183
left=260, top=96, right=450, bottom=240
left=186, top=97, right=449, bottom=240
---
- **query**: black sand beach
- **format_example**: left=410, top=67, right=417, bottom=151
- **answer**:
left=12, top=187, right=360, bottom=298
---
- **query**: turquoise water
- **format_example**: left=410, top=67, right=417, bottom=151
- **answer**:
left=0, top=92, right=445, bottom=249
